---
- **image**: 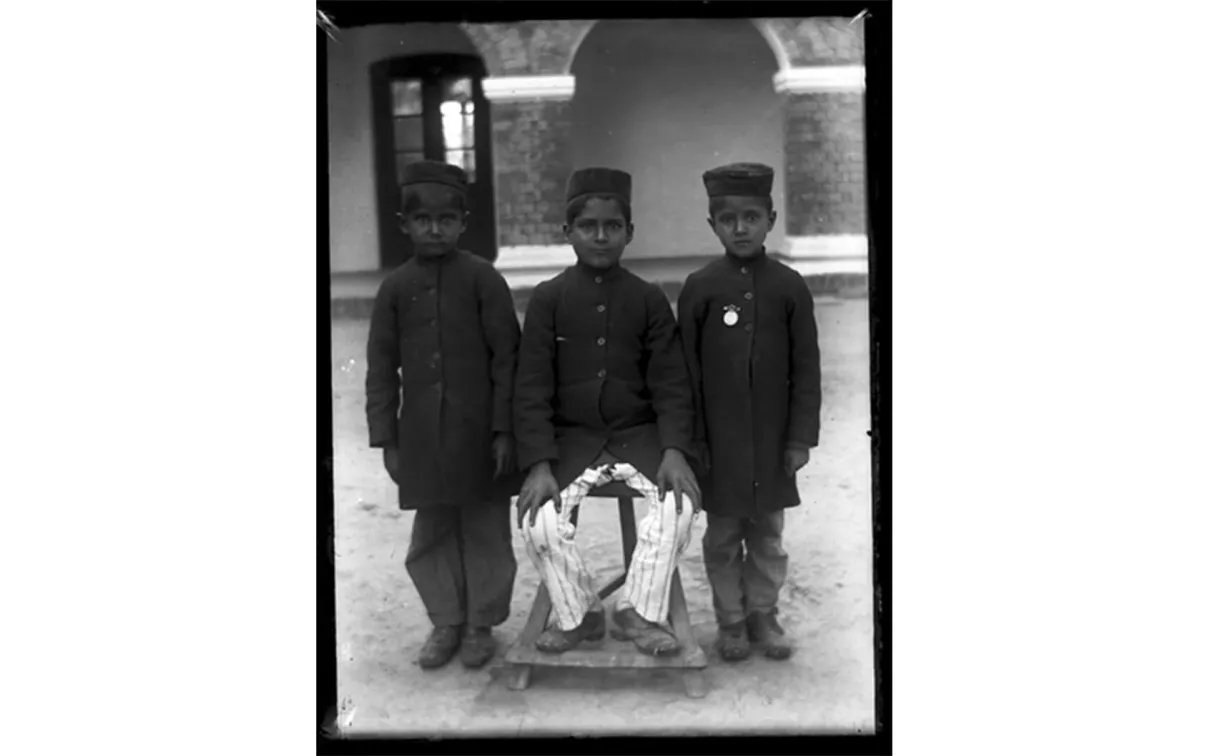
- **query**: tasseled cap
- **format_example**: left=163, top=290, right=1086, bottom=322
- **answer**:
left=702, top=162, right=775, bottom=198
left=566, top=167, right=632, bottom=204
left=401, top=160, right=469, bottom=194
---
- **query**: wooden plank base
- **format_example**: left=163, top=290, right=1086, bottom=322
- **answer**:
left=506, top=664, right=532, bottom=691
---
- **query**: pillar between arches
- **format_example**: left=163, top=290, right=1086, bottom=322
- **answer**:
left=482, top=74, right=577, bottom=279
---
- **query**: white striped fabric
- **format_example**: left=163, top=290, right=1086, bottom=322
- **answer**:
left=522, top=462, right=698, bottom=631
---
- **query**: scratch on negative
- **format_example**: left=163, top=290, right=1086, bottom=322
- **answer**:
left=318, top=10, right=339, bottom=41
left=850, top=9, right=870, bottom=25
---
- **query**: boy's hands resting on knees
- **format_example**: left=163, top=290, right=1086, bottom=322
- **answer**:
left=658, top=448, right=702, bottom=516
left=492, top=433, right=516, bottom=479
left=783, top=447, right=811, bottom=477
left=382, top=446, right=402, bottom=484
left=517, top=461, right=562, bottom=529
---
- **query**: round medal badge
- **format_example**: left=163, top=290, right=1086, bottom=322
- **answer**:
left=723, top=310, right=739, bottom=326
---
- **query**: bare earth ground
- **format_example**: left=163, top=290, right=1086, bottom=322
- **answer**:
left=330, top=297, right=873, bottom=736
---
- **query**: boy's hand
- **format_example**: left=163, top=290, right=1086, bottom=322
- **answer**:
left=516, top=462, right=561, bottom=529
left=657, top=449, right=702, bottom=516
left=382, top=446, right=402, bottom=484
left=492, top=433, right=516, bottom=479
left=784, top=447, right=811, bottom=477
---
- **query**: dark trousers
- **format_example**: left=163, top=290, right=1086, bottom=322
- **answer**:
left=701, top=510, right=788, bottom=626
left=405, top=500, right=517, bottom=628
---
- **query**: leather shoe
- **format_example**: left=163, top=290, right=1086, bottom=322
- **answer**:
left=746, top=610, right=793, bottom=660
left=418, top=625, right=462, bottom=669
left=536, top=610, right=605, bottom=653
left=459, top=626, right=497, bottom=669
left=717, top=620, right=751, bottom=662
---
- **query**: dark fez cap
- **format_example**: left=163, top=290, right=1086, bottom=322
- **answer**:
left=702, top=162, right=775, bottom=198
left=401, top=160, right=469, bottom=194
left=566, top=167, right=632, bottom=204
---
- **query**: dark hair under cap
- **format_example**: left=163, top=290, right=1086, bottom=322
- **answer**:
left=401, top=160, right=469, bottom=194
left=702, top=162, right=775, bottom=198
left=566, top=167, right=632, bottom=204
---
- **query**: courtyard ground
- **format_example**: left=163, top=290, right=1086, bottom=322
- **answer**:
left=329, top=296, right=874, bottom=736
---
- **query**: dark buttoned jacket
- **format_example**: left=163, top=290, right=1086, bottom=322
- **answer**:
left=364, top=249, right=522, bottom=509
left=514, top=261, right=696, bottom=490
left=677, top=249, right=822, bottom=517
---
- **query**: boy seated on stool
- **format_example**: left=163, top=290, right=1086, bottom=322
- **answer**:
left=677, top=163, right=823, bottom=661
left=513, top=167, right=702, bottom=657
left=364, top=160, right=522, bottom=670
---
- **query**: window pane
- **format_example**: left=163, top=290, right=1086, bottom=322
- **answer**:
left=445, top=148, right=475, bottom=183
left=443, top=77, right=472, bottom=104
left=395, top=151, right=425, bottom=185
left=393, top=116, right=423, bottom=151
left=391, top=79, right=422, bottom=116
left=441, top=106, right=462, bottom=151
left=462, top=108, right=474, bottom=151
left=441, top=105, right=474, bottom=153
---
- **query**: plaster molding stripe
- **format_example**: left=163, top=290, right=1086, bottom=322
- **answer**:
left=772, top=65, right=865, bottom=94
left=494, top=244, right=576, bottom=270
left=782, top=235, right=869, bottom=260
left=501, top=270, right=567, bottom=290
left=482, top=75, right=576, bottom=103
left=784, top=257, right=868, bottom=277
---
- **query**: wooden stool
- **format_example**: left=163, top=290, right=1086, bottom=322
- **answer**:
left=504, top=480, right=708, bottom=698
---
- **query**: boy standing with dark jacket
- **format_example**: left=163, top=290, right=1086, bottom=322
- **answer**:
left=677, top=163, right=823, bottom=661
left=365, top=161, right=522, bottom=670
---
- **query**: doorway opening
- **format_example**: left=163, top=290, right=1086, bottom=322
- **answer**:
left=370, top=53, right=496, bottom=268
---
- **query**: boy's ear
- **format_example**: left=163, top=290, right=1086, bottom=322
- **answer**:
left=768, top=209, right=777, bottom=230
left=706, top=216, right=717, bottom=232
left=626, top=223, right=635, bottom=243
left=562, top=223, right=572, bottom=241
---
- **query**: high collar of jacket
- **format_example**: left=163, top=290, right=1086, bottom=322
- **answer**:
left=723, top=246, right=769, bottom=267
left=414, top=248, right=459, bottom=267
left=573, top=259, right=626, bottom=282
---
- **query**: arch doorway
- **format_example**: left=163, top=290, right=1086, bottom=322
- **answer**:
left=370, top=53, right=496, bottom=268
left=569, top=19, right=783, bottom=261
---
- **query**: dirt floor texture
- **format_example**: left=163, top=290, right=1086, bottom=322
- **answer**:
left=329, top=296, right=874, bottom=736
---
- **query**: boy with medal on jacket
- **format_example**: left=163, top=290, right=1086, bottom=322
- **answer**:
left=677, top=163, right=823, bottom=661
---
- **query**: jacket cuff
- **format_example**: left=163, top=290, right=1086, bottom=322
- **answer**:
left=661, top=442, right=696, bottom=460
left=517, top=447, right=558, bottom=473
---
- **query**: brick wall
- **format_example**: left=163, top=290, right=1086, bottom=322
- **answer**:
left=490, top=99, right=574, bottom=247
left=783, top=91, right=866, bottom=236
left=462, top=20, right=594, bottom=76
left=765, top=18, right=865, bottom=66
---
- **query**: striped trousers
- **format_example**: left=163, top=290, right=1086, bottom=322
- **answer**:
left=520, top=462, right=697, bottom=631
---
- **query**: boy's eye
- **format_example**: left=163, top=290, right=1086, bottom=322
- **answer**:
left=606, top=221, right=622, bottom=231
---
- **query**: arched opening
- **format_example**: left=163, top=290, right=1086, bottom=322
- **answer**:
left=569, top=19, right=783, bottom=262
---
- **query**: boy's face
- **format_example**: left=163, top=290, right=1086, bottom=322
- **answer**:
left=564, top=197, right=633, bottom=270
left=398, top=184, right=468, bottom=258
left=708, top=195, right=777, bottom=259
